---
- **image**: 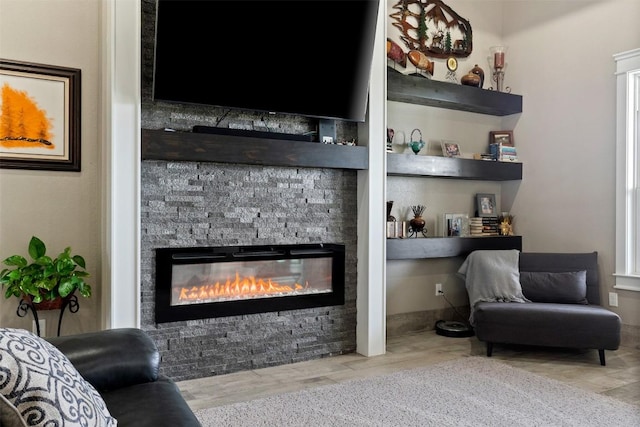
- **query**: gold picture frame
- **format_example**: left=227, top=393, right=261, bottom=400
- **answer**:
left=0, top=59, right=81, bottom=171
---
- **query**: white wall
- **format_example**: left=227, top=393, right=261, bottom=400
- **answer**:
left=503, top=0, right=640, bottom=325
left=0, top=0, right=102, bottom=335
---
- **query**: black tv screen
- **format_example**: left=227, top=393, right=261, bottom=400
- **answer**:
left=153, top=0, right=380, bottom=123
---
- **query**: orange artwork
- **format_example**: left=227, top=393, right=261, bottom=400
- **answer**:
left=0, top=83, right=55, bottom=150
left=1, top=60, right=80, bottom=171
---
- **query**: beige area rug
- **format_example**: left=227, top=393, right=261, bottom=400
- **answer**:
left=194, top=356, right=639, bottom=427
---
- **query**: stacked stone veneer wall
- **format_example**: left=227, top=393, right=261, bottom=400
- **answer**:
left=140, top=160, right=358, bottom=381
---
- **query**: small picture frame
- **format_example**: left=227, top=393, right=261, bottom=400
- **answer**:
left=0, top=59, right=81, bottom=171
left=444, top=213, right=469, bottom=237
left=475, top=193, right=497, bottom=217
left=441, top=140, right=461, bottom=157
left=489, top=130, right=514, bottom=147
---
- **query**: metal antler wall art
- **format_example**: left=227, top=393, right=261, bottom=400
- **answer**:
left=390, top=0, right=473, bottom=60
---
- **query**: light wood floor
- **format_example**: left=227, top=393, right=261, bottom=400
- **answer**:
left=177, top=330, right=640, bottom=411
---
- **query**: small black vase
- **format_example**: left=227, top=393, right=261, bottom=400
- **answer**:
left=387, top=201, right=396, bottom=221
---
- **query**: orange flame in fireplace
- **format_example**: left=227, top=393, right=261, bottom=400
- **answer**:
left=178, top=272, right=306, bottom=302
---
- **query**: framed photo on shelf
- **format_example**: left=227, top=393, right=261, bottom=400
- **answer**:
left=0, top=59, right=81, bottom=171
left=441, top=140, right=461, bottom=157
left=444, top=213, right=469, bottom=237
left=489, top=130, right=514, bottom=147
left=475, top=193, right=497, bottom=217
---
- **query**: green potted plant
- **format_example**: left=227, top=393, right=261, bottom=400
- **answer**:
left=0, top=236, right=91, bottom=307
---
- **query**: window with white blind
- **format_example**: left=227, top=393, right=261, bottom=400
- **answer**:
left=614, top=48, right=640, bottom=291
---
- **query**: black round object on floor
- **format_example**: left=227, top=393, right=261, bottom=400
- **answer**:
left=435, top=320, right=475, bottom=338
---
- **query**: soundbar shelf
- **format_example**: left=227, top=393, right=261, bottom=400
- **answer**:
left=386, top=236, right=522, bottom=260
left=387, top=153, right=522, bottom=180
left=142, top=129, right=368, bottom=170
left=387, top=69, right=522, bottom=116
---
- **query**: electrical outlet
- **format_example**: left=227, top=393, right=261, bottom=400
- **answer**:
left=32, top=319, right=46, bottom=337
left=608, top=292, right=618, bottom=307
left=435, top=283, right=443, bottom=296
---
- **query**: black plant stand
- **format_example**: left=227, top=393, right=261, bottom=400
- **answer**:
left=16, top=294, right=80, bottom=337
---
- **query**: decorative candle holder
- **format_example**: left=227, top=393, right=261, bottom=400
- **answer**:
left=489, top=46, right=510, bottom=93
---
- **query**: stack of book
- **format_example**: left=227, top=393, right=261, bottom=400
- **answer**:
left=489, top=143, right=518, bottom=162
left=473, top=153, right=494, bottom=161
left=469, top=217, right=484, bottom=236
left=470, top=217, right=499, bottom=236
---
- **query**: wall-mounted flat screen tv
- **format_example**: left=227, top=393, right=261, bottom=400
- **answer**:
left=153, top=0, right=380, bottom=123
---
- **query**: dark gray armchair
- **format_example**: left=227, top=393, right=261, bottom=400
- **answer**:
left=472, top=252, right=621, bottom=365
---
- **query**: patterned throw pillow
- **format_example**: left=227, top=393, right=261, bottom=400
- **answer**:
left=0, top=328, right=117, bottom=427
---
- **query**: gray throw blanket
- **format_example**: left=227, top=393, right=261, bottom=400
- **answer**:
left=458, top=249, right=530, bottom=325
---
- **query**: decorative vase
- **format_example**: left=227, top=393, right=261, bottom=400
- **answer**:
left=461, top=70, right=481, bottom=87
left=409, top=215, right=426, bottom=233
left=387, top=201, right=396, bottom=221
left=409, top=204, right=427, bottom=237
left=409, top=129, right=425, bottom=155
left=470, top=64, right=484, bottom=88
left=409, top=140, right=425, bottom=155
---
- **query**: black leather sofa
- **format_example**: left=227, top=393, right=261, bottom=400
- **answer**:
left=471, top=252, right=622, bottom=365
left=47, top=328, right=201, bottom=427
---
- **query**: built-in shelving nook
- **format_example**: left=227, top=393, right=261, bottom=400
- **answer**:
left=386, top=69, right=524, bottom=259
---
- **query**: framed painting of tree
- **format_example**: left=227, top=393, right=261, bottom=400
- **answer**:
left=0, top=59, right=81, bottom=171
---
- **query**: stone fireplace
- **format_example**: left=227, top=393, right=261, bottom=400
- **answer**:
left=140, top=160, right=358, bottom=382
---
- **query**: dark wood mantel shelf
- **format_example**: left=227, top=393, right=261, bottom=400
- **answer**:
left=387, top=153, right=522, bottom=181
left=387, top=69, right=522, bottom=116
left=387, top=235, right=522, bottom=260
left=141, top=129, right=368, bottom=170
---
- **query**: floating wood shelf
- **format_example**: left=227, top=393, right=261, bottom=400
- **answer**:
left=386, top=236, right=522, bottom=260
left=387, top=153, right=522, bottom=180
left=141, top=129, right=368, bottom=170
left=387, top=69, right=523, bottom=116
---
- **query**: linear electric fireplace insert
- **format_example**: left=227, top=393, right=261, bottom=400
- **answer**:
left=155, top=243, right=345, bottom=323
